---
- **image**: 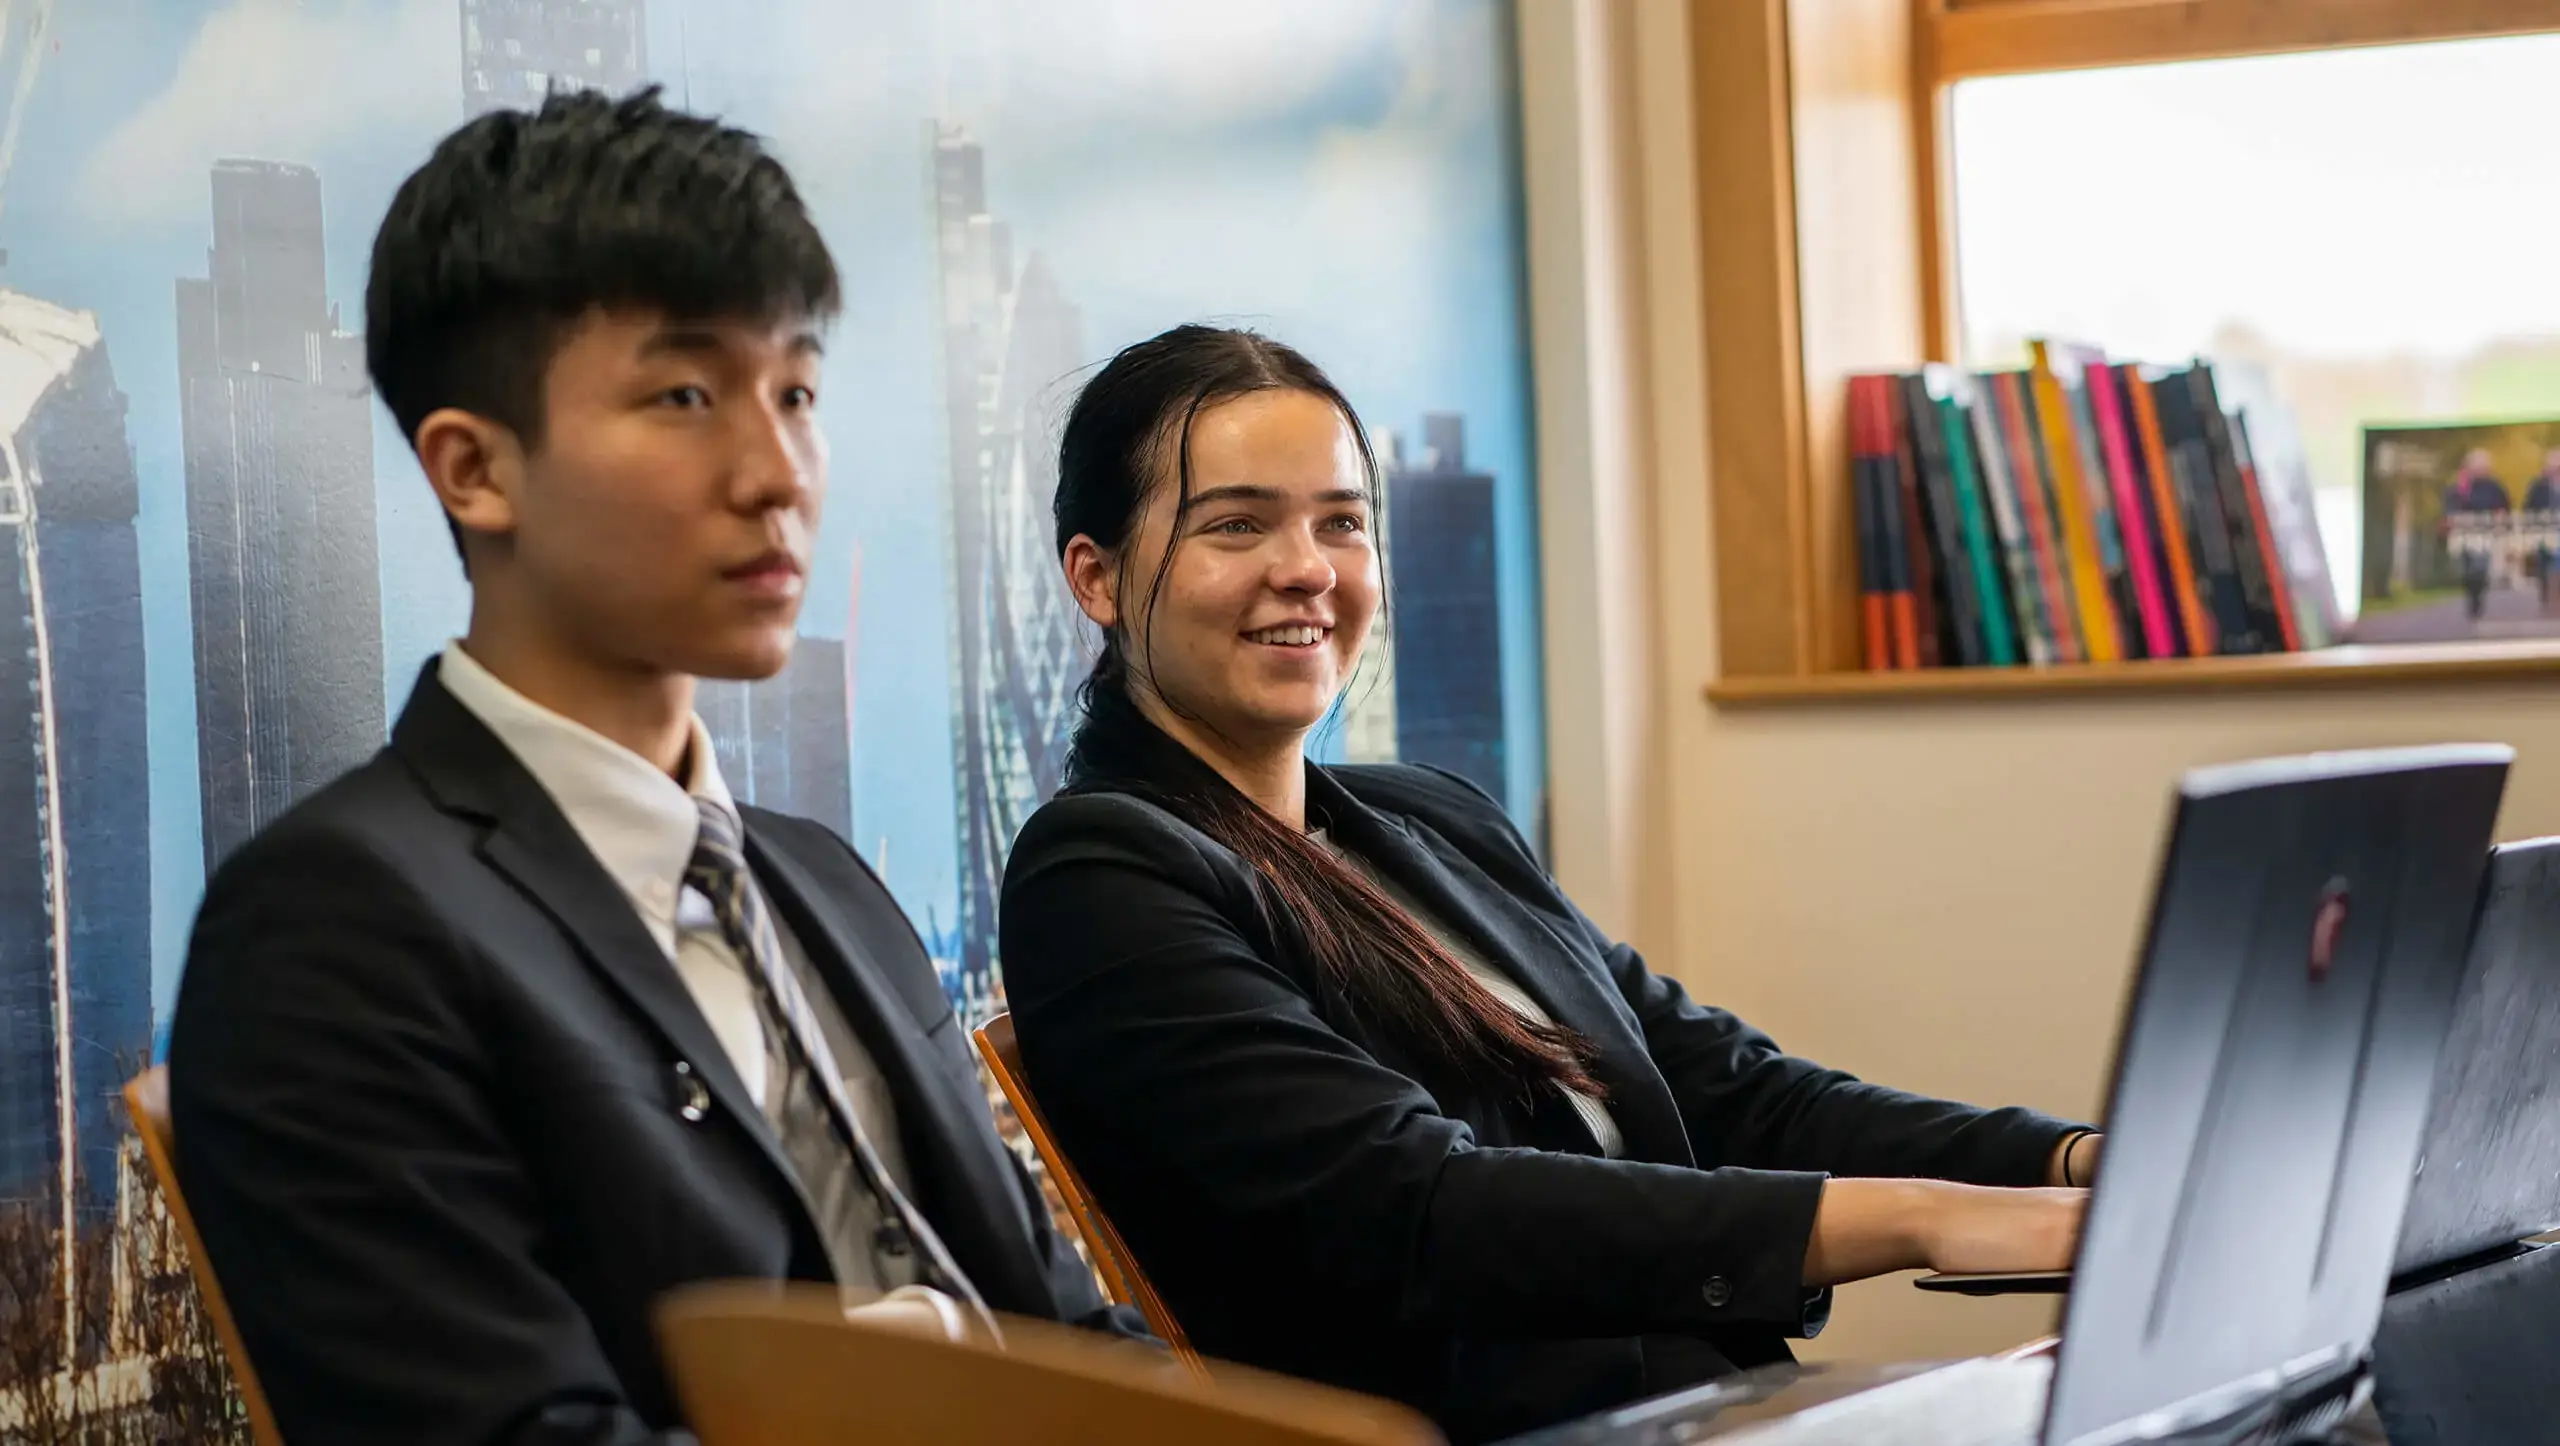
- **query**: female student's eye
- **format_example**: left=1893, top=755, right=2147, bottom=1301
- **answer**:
left=1323, top=512, right=1368, bottom=533
left=658, top=384, right=712, bottom=410
left=781, top=384, right=817, bottom=410
left=1205, top=516, right=1258, bottom=536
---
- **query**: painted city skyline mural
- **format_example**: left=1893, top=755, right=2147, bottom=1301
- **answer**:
left=0, top=0, right=1542, bottom=1261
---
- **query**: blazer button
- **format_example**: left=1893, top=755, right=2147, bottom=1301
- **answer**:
left=673, top=1060, right=710, bottom=1122
left=1701, top=1276, right=1734, bottom=1309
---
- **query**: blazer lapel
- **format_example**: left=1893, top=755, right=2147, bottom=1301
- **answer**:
left=1314, top=772, right=1694, bottom=1165
left=743, top=830, right=1035, bottom=1246
left=390, top=667, right=802, bottom=1198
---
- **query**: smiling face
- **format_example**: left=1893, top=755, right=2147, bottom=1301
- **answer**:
left=425, top=307, right=828, bottom=683
left=1075, top=387, right=1379, bottom=756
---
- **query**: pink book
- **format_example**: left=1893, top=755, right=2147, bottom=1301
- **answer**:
left=2060, top=342, right=2177, bottom=658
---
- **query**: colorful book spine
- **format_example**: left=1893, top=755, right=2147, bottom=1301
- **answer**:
left=1993, top=371, right=2085, bottom=663
left=2120, top=363, right=2216, bottom=655
left=2186, top=365, right=2289, bottom=652
left=1901, top=374, right=1989, bottom=666
left=2225, top=411, right=2303, bottom=653
left=1848, top=375, right=1893, bottom=670
left=1886, top=382, right=1938, bottom=668
left=2026, top=341, right=2124, bottom=662
left=1926, top=368, right=2020, bottom=665
left=2212, top=362, right=2340, bottom=650
left=1965, top=372, right=2058, bottom=665
left=2076, top=351, right=2181, bottom=657
left=2149, top=369, right=2261, bottom=652
left=2068, top=380, right=2146, bottom=658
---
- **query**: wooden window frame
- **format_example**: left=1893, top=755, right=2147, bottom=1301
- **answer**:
left=1697, top=0, right=2560, bottom=703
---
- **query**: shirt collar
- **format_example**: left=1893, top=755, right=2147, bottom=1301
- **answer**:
left=437, top=642, right=735, bottom=939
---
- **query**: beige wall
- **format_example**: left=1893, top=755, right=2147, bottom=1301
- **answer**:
left=1690, top=692, right=2560, bottom=1360
left=1517, top=0, right=2560, bottom=1364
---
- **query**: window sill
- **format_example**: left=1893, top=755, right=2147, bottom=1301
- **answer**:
left=1705, top=640, right=2560, bottom=707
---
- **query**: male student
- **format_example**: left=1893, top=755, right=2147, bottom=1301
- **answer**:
left=168, top=87, right=1140, bottom=1446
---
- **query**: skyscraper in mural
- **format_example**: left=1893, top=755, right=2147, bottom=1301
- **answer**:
left=698, top=636, right=855, bottom=841
left=178, top=160, right=384, bottom=873
left=0, top=294, right=152, bottom=1226
left=1384, top=415, right=1507, bottom=805
left=932, top=127, right=1094, bottom=1010
left=461, top=0, right=648, bottom=117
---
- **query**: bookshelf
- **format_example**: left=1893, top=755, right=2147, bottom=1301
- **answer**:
left=1707, top=638, right=2560, bottom=706
left=1691, top=0, right=2560, bottom=703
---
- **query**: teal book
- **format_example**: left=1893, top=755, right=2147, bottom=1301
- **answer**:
left=1925, top=365, right=2022, bottom=665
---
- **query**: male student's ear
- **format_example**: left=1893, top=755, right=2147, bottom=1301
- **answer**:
left=413, top=409, right=526, bottom=543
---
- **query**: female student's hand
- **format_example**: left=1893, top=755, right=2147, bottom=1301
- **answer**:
left=1804, top=1179, right=2087, bottom=1287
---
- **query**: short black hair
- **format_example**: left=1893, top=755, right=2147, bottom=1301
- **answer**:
left=365, top=86, right=840, bottom=552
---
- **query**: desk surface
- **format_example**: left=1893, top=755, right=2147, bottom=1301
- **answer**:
left=1494, top=1357, right=2392, bottom=1446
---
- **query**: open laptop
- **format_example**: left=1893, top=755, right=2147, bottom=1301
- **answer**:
left=1501, top=743, right=2511, bottom=1446
left=2366, top=836, right=2560, bottom=1445
left=2389, top=834, right=2560, bottom=1283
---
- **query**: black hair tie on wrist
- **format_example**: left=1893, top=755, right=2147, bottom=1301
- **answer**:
left=2060, top=1128, right=2097, bottom=1188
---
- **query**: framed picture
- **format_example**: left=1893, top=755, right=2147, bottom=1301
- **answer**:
left=2359, top=416, right=2560, bottom=642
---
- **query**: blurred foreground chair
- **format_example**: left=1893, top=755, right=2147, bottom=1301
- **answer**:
left=124, top=1065, right=286, bottom=1446
left=657, top=1280, right=1441, bottom=1446
left=975, top=1011, right=1201, bottom=1374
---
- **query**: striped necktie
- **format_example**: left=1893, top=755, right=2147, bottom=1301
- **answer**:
left=685, top=798, right=1000, bottom=1341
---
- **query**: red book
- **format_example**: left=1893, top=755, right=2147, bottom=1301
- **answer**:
left=1847, top=375, right=1892, bottom=671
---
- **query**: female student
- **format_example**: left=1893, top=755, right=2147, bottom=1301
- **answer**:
left=999, top=324, right=2097, bottom=1444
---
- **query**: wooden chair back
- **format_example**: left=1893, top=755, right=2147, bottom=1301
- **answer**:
left=973, top=1013, right=1201, bottom=1373
left=123, top=1065, right=286, bottom=1446
left=657, top=1280, right=1440, bottom=1446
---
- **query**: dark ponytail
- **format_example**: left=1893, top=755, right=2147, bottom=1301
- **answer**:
left=1055, top=325, right=1597, bottom=1101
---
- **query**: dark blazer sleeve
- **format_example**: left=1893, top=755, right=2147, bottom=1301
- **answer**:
left=1404, top=763, right=2087, bottom=1190
left=1590, top=922, right=2082, bottom=1188
left=1001, top=795, right=1830, bottom=1340
left=170, top=828, right=689, bottom=1446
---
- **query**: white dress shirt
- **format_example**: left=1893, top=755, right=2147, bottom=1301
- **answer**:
left=437, top=643, right=915, bottom=1197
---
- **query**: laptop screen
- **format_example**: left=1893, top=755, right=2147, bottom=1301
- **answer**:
left=2392, top=836, right=2560, bottom=1278
left=2044, top=746, right=2508, bottom=1446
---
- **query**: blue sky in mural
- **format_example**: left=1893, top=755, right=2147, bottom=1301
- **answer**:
left=6, top=0, right=1540, bottom=1021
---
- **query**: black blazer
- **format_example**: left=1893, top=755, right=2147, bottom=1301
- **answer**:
left=170, top=665, right=1136, bottom=1446
left=1000, top=709, right=2081, bottom=1444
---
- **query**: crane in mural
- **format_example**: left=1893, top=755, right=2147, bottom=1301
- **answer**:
left=0, top=0, right=55, bottom=231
